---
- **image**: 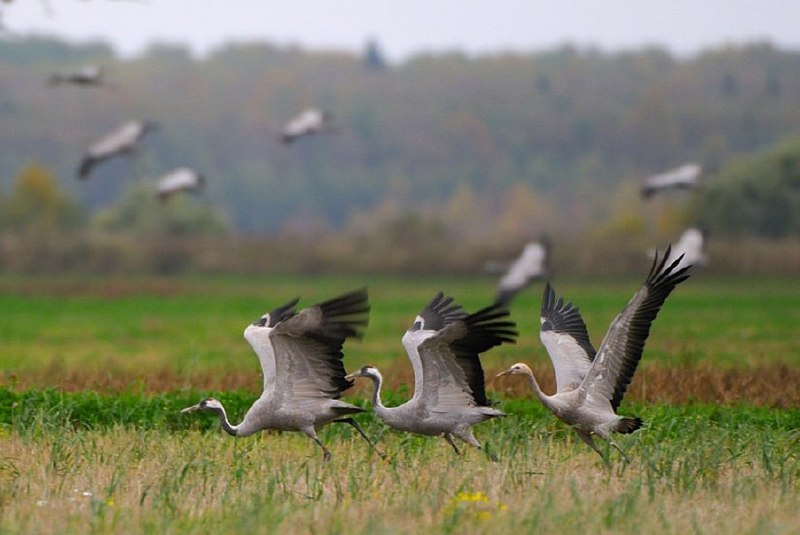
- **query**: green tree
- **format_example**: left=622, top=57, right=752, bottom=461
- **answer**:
left=694, top=137, right=800, bottom=237
left=2, top=163, right=83, bottom=234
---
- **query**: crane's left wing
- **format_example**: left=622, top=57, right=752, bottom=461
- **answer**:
left=417, top=300, right=517, bottom=412
left=580, top=248, right=690, bottom=411
left=267, top=288, right=369, bottom=407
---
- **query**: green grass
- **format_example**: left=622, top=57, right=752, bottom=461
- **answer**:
left=1, top=274, right=799, bottom=383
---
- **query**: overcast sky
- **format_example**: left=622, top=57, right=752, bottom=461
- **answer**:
left=3, top=0, right=799, bottom=61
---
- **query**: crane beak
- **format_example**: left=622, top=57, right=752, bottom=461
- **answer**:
left=344, top=372, right=358, bottom=381
left=495, top=369, right=511, bottom=378
left=181, top=404, right=201, bottom=414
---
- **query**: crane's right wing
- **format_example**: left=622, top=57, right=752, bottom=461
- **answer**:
left=539, top=282, right=596, bottom=392
left=580, top=248, right=691, bottom=411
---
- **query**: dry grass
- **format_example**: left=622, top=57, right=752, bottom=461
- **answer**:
left=0, top=424, right=797, bottom=534
left=4, top=361, right=800, bottom=408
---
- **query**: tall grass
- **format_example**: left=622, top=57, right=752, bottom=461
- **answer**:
left=0, top=399, right=798, bottom=534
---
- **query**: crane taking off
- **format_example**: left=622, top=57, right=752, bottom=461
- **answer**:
left=347, top=293, right=516, bottom=460
left=498, top=248, right=691, bottom=461
left=182, top=289, right=377, bottom=461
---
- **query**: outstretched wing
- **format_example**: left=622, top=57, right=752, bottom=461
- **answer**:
left=401, top=292, right=467, bottom=402
left=415, top=299, right=517, bottom=412
left=539, top=282, right=596, bottom=392
left=247, top=289, right=368, bottom=407
left=580, top=248, right=691, bottom=411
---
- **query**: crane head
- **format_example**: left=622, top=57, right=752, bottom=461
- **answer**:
left=345, top=365, right=381, bottom=382
left=181, top=398, right=224, bottom=414
left=496, top=362, right=533, bottom=378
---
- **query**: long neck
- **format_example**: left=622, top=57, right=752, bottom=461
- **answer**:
left=368, top=373, right=387, bottom=412
left=212, top=405, right=239, bottom=436
left=523, top=370, right=554, bottom=409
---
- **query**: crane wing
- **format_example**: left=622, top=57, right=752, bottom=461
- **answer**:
left=401, top=292, right=466, bottom=403
left=539, top=282, right=596, bottom=392
left=579, top=248, right=691, bottom=411
left=415, top=300, right=517, bottom=412
left=265, top=289, right=369, bottom=408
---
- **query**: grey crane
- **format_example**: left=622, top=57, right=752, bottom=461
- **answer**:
left=640, top=163, right=701, bottom=199
left=497, top=248, right=691, bottom=461
left=78, top=120, right=157, bottom=180
left=156, top=167, right=205, bottom=201
left=662, top=227, right=708, bottom=269
left=49, top=65, right=104, bottom=87
left=280, top=107, right=333, bottom=144
left=182, top=288, right=377, bottom=461
left=493, top=238, right=551, bottom=306
left=346, top=293, right=517, bottom=459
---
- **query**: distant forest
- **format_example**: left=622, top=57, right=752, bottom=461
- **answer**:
left=0, top=38, right=798, bottom=232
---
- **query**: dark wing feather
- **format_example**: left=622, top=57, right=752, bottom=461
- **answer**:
left=419, top=291, right=467, bottom=330
left=540, top=282, right=596, bottom=360
left=582, top=247, right=691, bottom=410
left=272, top=288, right=369, bottom=400
left=266, top=297, right=299, bottom=327
left=450, top=302, right=517, bottom=405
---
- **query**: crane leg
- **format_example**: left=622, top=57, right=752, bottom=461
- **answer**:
left=333, top=418, right=386, bottom=459
left=609, top=438, right=631, bottom=463
left=575, top=430, right=603, bottom=457
left=443, top=433, right=462, bottom=455
left=303, top=428, right=331, bottom=462
left=454, top=428, right=499, bottom=462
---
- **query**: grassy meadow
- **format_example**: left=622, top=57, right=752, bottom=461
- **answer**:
left=1, top=273, right=799, bottom=533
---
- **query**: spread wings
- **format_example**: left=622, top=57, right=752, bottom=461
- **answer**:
left=404, top=294, right=517, bottom=412
left=580, top=248, right=691, bottom=410
left=245, top=289, right=369, bottom=407
left=539, top=282, right=596, bottom=392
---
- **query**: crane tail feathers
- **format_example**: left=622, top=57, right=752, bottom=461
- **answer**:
left=615, top=416, right=643, bottom=434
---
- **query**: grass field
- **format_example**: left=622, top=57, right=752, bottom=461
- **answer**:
left=1, top=273, right=799, bottom=533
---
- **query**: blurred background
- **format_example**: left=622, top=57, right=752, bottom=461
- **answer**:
left=1, top=0, right=799, bottom=277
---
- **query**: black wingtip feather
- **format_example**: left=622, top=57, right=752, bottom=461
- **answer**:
left=540, top=281, right=597, bottom=360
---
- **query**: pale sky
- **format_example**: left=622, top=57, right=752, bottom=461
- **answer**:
left=2, top=0, right=798, bottom=61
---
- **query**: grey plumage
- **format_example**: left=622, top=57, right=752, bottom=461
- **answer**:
left=156, top=167, right=205, bottom=200
left=280, top=107, right=332, bottom=144
left=498, top=247, right=691, bottom=461
left=494, top=238, right=551, bottom=306
left=182, top=288, right=377, bottom=461
left=347, top=293, right=517, bottom=459
left=78, top=120, right=157, bottom=180
left=640, top=163, right=701, bottom=199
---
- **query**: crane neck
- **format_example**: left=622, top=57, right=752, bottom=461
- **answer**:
left=366, top=373, right=388, bottom=413
left=522, top=370, right=554, bottom=408
left=212, top=404, right=239, bottom=436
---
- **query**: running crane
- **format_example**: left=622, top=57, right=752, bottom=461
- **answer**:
left=182, top=289, right=377, bottom=461
left=497, top=248, right=691, bottom=461
left=347, top=293, right=516, bottom=459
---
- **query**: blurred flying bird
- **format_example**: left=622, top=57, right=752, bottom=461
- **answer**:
left=182, top=289, right=377, bottom=461
left=640, top=163, right=701, bottom=199
left=493, top=238, right=551, bottom=306
left=497, top=248, right=691, bottom=461
left=156, top=167, right=205, bottom=201
left=78, top=120, right=157, bottom=180
left=347, top=293, right=516, bottom=460
left=49, top=65, right=104, bottom=87
left=650, top=227, right=708, bottom=269
left=280, top=107, right=333, bottom=144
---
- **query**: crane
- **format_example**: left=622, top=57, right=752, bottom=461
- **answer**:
left=493, top=238, right=551, bottom=306
left=640, top=163, right=701, bottom=199
left=663, top=227, right=708, bottom=268
left=78, top=120, right=157, bottom=180
left=497, top=248, right=691, bottom=461
left=49, top=65, right=104, bottom=87
left=156, top=167, right=205, bottom=201
left=346, top=293, right=516, bottom=460
left=280, top=107, right=332, bottom=144
left=182, top=288, right=377, bottom=461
